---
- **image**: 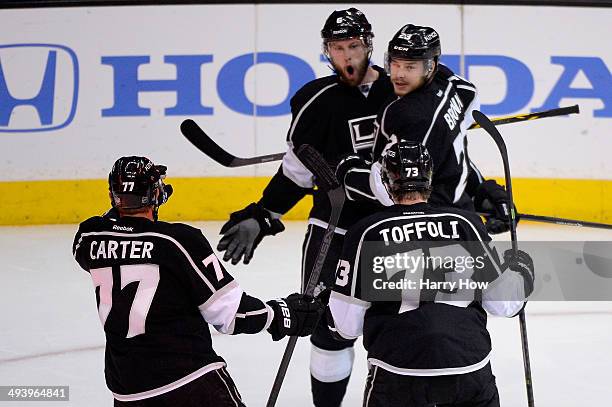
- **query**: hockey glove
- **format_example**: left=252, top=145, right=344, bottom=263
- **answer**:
left=474, top=180, right=518, bottom=235
left=503, top=249, right=535, bottom=298
left=266, top=293, right=324, bottom=341
left=217, top=202, right=284, bottom=265
left=335, top=154, right=370, bottom=187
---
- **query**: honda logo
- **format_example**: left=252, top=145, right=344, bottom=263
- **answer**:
left=0, top=44, right=79, bottom=132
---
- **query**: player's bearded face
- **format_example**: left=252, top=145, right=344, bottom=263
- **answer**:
left=327, top=38, right=370, bottom=86
left=390, top=59, right=430, bottom=96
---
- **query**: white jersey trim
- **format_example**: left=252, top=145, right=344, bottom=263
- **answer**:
left=282, top=146, right=315, bottom=188
left=346, top=185, right=377, bottom=201
left=368, top=350, right=491, bottom=376
left=350, top=213, right=502, bottom=297
left=422, top=82, right=453, bottom=146
left=308, top=218, right=348, bottom=235
left=199, top=281, right=242, bottom=334
left=288, top=83, right=338, bottom=142
left=263, top=303, right=275, bottom=331
left=363, top=365, right=378, bottom=406
left=112, top=362, right=226, bottom=401
left=452, top=90, right=480, bottom=203
left=329, top=291, right=370, bottom=339
left=74, top=231, right=216, bottom=292
left=378, top=97, right=400, bottom=140
left=368, top=161, right=394, bottom=207
left=344, top=168, right=377, bottom=201
left=482, top=269, right=527, bottom=317
left=216, top=369, right=241, bottom=406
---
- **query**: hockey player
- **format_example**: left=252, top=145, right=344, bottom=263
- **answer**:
left=72, top=156, right=324, bottom=407
left=216, top=8, right=394, bottom=406
left=328, top=141, right=535, bottom=407
left=336, top=24, right=515, bottom=235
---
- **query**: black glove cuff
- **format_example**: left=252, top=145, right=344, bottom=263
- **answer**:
left=226, top=202, right=285, bottom=236
left=265, top=299, right=290, bottom=341
left=474, top=180, right=507, bottom=209
left=335, top=154, right=370, bottom=186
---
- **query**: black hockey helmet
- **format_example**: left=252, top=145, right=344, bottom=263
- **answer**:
left=108, top=156, right=171, bottom=210
left=321, top=8, right=374, bottom=55
left=381, top=139, right=433, bottom=194
left=387, top=24, right=441, bottom=62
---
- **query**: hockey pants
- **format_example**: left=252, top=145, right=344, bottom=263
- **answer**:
left=362, top=363, right=500, bottom=407
left=113, top=367, right=246, bottom=407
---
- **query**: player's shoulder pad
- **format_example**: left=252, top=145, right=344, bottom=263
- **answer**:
left=432, top=206, right=490, bottom=239
left=372, top=65, right=391, bottom=81
left=152, top=220, right=218, bottom=257
left=290, top=75, right=338, bottom=106
left=389, top=94, right=429, bottom=119
left=154, top=220, right=210, bottom=242
left=383, top=98, right=432, bottom=139
left=76, top=215, right=108, bottom=234
left=344, top=210, right=394, bottom=243
left=437, top=64, right=477, bottom=90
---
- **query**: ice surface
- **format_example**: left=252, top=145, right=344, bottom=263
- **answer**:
left=1, top=221, right=611, bottom=406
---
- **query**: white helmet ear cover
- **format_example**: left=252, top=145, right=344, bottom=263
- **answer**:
left=424, top=59, right=436, bottom=79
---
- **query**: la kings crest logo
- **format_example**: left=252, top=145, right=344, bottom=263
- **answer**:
left=348, top=115, right=377, bottom=151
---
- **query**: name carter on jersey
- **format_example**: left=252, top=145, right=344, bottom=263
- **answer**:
left=90, top=240, right=154, bottom=260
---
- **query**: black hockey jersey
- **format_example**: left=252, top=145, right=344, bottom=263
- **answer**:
left=329, top=203, right=525, bottom=375
left=342, top=65, right=485, bottom=211
left=260, top=65, right=394, bottom=230
left=73, top=214, right=270, bottom=400
left=373, top=65, right=479, bottom=208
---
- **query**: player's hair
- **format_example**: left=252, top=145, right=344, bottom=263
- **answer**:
left=391, top=189, right=432, bottom=202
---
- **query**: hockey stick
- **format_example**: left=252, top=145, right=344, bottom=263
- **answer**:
left=468, top=104, right=579, bottom=129
left=472, top=110, right=535, bottom=407
left=180, top=105, right=579, bottom=168
left=266, top=145, right=346, bottom=407
left=480, top=212, right=612, bottom=230
left=180, top=119, right=284, bottom=167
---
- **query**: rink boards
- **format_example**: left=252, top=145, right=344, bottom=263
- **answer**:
left=0, top=4, right=610, bottom=224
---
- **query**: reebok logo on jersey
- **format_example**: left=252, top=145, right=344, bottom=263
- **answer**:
left=113, top=225, right=134, bottom=232
left=443, top=94, right=465, bottom=130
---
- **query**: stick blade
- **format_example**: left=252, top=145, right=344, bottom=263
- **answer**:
left=295, top=144, right=339, bottom=192
left=472, top=110, right=508, bottom=153
left=180, top=119, right=236, bottom=167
